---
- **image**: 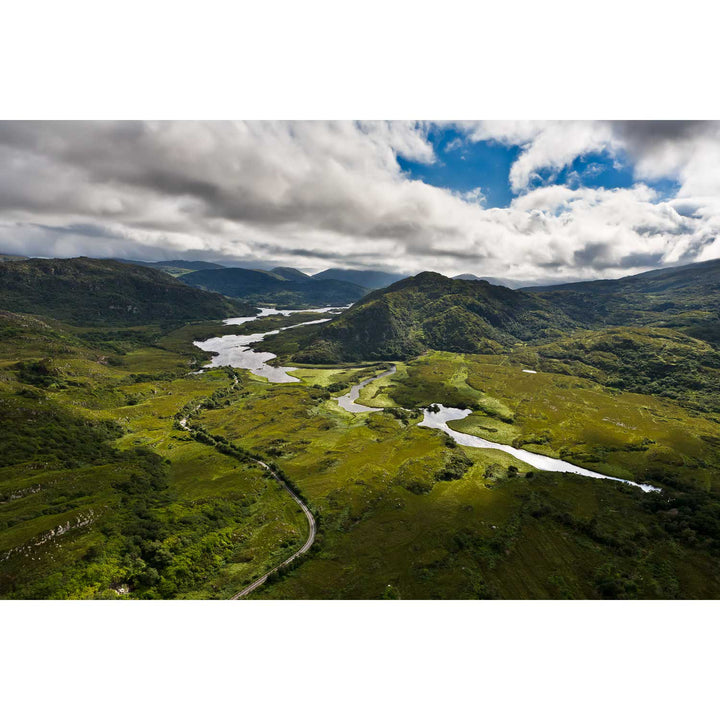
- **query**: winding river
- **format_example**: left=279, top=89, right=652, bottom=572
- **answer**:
left=196, top=311, right=659, bottom=493
left=194, top=306, right=343, bottom=382
left=338, top=368, right=660, bottom=493
left=337, top=366, right=397, bottom=412
left=419, top=404, right=659, bottom=492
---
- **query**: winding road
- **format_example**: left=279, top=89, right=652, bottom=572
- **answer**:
left=231, top=461, right=316, bottom=599
left=177, top=397, right=316, bottom=600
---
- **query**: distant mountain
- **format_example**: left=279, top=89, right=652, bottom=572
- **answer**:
left=452, top=273, right=525, bottom=289
left=115, top=258, right=225, bottom=278
left=312, top=268, right=407, bottom=289
left=0, top=254, right=28, bottom=262
left=180, top=267, right=367, bottom=308
left=280, top=272, right=576, bottom=362
left=527, top=258, right=720, bottom=345
left=272, top=266, right=312, bottom=282
left=155, top=259, right=225, bottom=271
left=0, top=257, right=253, bottom=325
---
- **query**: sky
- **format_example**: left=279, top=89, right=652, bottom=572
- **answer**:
left=1, top=120, right=719, bottom=284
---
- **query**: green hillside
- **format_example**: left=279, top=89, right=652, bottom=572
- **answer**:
left=528, top=258, right=720, bottom=344
left=507, top=326, right=720, bottom=414
left=180, top=267, right=367, bottom=308
left=269, top=272, right=577, bottom=362
left=0, top=257, right=254, bottom=325
left=272, top=266, right=312, bottom=282
left=312, top=268, right=407, bottom=289
left=4, top=255, right=720, bottom=600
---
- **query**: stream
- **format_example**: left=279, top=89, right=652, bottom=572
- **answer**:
left=196, top=310, right=660, bottom=492
left=193, top=306, right=344, bottom=382
left=338, top=370, right=660, bottom=493
left=419, top=404, right=660, bottom=492
left=336, top=366, right=397, bottom=412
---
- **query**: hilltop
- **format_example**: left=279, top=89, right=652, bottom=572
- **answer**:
left=453, top=273, right=525, bottom=289
left=267, top=272, right=577, bottom=362
left=311, top=267, right=406, bottom=289
left=0, top=257, right=254, bottom=325
left=527, top=258, right=720, bottom=345
left=180, top=266, right=367, bottom=308
left=115, top=258, right=226, bottom=277
left=272, top=266, right=312, bottom=282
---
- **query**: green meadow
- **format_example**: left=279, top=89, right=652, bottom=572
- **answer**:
left=3, top=309, right=720, bottom=599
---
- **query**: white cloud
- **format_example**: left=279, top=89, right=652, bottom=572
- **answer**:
left=465, top=120, right=617, bottom=191
left=0, top=120, right=718, bottom=284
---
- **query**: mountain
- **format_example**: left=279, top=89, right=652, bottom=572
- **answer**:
left=0, top=257, right=254, bottom=325
left=117, top=258, right=224, bottom=271
left=155, top=259, right=224, bottom=271
left=271, top=266, right=312, bottom=282
left=180, top=267, right=367, bottom=308
left=277, top=272, right=576, bottom=362
left=115, top=258, right=225, bottom=277
left=312, top=268, right=407, bottom=289
left=453, top=273, right=525, bottom=289
left=527, top=258, right=720, bottom=345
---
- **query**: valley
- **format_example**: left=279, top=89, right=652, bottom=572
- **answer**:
left=2, top=257, right=720, bottom=599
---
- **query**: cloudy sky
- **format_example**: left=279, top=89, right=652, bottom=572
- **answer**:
left=1, top=120, right=719, bottom=284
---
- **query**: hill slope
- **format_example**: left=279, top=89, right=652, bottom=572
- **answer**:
left=181, top=267, right=367, bottom=308
left=0, top=257, right=253, bottom=325
left=274, top=272, right=577, bottom=362
left=271, top=266, right=312, bottom=282
left=116, top=258, right=226, bottom=277
left=453, top=273, right=525, bottom=289
left=527, top=259, right=720, bottom=344
left=312, top=268, right=406, bottom=289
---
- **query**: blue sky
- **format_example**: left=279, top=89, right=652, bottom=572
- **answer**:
left=397, top=126, right=521, bottom=207
left=397, top=126, right=681, bottom=209
left=0, top=121, right=718, bottom=283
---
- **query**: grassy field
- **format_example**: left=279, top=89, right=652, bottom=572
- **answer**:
left=0, top=312, right=307, bottom=598
left=3, top=311, right=720, bottom=599
left=196, top=353, right=720, bottom=598
left=377, top=352, right=720, bottom=489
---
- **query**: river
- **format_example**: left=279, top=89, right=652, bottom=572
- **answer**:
left=196, top=311, right=659, bottom=492
left=336, top=366, right=397, bottom=412
left=337, top=369, right=660, bottom=493
left=419, top=404, right=659, bottom=492
left=193, top=306, right=344, bottom=383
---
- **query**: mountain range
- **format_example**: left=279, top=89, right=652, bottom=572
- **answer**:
left=4, top=252, right=720, bottom=601
left=0, top=257, right=253, bottom=325
left=113, top=259, right=408, bottom=306
left=267, top=272, right=577, bottom=363
left=527, top=258, right=720, bottom=344
left=179, top=267, right=368, bottom=307
left=4, top=254, right=719, bottom=353
left=259, top=259, right=720, bottom=363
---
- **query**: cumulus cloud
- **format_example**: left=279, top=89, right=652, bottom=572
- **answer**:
left=467, top=120, right=617, bottom=191
left=467, top=119, right=720, bottom=198
left=0, top=120, right=718, bottom=283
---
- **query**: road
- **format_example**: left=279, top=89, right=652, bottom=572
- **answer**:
left=231, top=460, right=316, bottom=599
left=177, top=394, right=317, bottom=600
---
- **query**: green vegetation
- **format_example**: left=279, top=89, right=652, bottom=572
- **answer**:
left=0, top=313, right=305, bottom=598
left=0, top=257, right=255, bottom=325
left=529, top=257, right=720, bottom=346
left=508, top=326, right=720, bottom=413
left=4, top=258, right=720, bottom=598
left=180, top=266, right=367, bottom=308
left=262, top=272, right=577, bottom=362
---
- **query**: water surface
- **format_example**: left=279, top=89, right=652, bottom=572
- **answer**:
left=337, top=366, right=397, bottom=412
left=418, top=404, right=660, bottom=492
left=194, top=307, right=343, bottom=383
